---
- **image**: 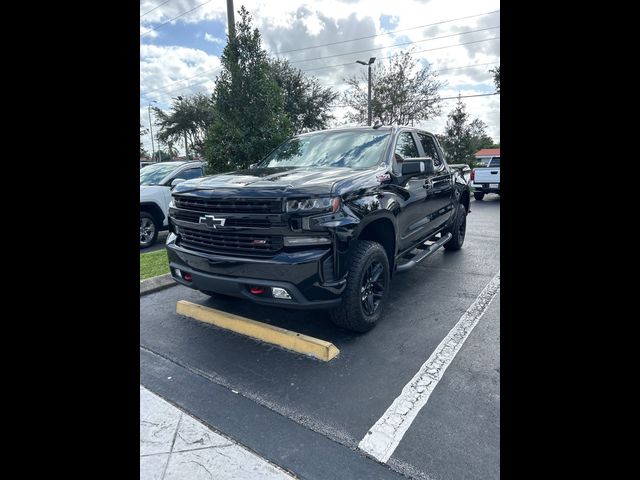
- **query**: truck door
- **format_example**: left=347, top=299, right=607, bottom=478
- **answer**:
left=393, top=131, right=441, bottom=251
left=417, top=132, right=455, bottom=232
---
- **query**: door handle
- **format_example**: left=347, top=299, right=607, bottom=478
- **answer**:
left=491, top=171, right=498, bottom=174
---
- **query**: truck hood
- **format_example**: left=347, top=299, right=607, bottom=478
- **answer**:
left=172, top=166, right=380, bottom=197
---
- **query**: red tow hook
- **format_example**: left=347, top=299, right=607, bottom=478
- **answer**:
left=250, top=286, right=266, bottom=295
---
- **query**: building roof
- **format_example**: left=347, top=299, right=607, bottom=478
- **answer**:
left=474, top=148, right=500, bottom=157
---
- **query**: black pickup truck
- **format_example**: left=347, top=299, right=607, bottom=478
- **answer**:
left=166, top=126, right=470, bottom=332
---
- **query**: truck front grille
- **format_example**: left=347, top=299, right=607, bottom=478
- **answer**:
left=179, top=226, right=283, bottom=256
left=174, top=196, right=282, bottom=214
left=172, top=210, right=271, bottom=228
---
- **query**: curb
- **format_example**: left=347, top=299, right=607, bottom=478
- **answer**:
left=140, top=273, right=177, bottom=296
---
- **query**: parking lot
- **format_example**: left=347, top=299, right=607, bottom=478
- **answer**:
left=140, top=195, right=500, bottom=480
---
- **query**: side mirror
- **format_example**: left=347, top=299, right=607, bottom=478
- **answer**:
left=170, top=178, right=185, bottom=188
left=401, top=159, right=435, bottom=176
left=401, top=161, right=424, bottom=176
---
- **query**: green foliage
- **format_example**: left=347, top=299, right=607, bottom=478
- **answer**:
left=490, top=66, right=500, bottom=93
left=204, top=7, right=292, bottom=173
left=342, top=50, right=443, bottom=125
left=153, top=93, right=213, bottom=159
left=269, top=58, right=339, bottom=133
left=151, top=150, right=174, bottom=162
left=439, top=95, right=495, bottom=167
left=140, top=124, right=149, bottom=157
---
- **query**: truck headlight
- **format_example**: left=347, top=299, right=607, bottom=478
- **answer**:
left=283, top=236, right=332, bottom=246
left=286, top=197, right=340, bottom=213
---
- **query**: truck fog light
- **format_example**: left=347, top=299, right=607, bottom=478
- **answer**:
left=272, top=287, right=291, bottom=299
left=174, top=268, right=182, bottom=278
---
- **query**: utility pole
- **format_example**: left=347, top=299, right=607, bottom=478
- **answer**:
left=147, top=100, right=157, bottom=161
left=356, top=57, right=376, bottom=125
left=226, top=0, right=235, bottom=40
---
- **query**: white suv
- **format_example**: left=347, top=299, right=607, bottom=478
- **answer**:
left=140, top=161, right=204, bottom=248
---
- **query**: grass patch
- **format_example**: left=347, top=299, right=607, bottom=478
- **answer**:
left=140, top=249, right=170, bottom=280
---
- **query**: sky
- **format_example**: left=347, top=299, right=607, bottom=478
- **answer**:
left=140, top=0, right=500, bottom=156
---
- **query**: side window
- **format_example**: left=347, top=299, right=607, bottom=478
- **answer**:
left=178, top=167, right=203, bottom=180
left=417, top=133, right=442, bottom=167
left=394, top=132, right=420, bottom=159
left=490, top=157, right=500, bottom=167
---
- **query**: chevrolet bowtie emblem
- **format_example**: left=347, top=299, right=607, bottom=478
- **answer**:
left=199, top=215, right=226, bottom=228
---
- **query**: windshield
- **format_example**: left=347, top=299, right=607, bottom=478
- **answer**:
left=140, top=163, right=179, bottom=185
left=259, top=130, right=391, bottom=169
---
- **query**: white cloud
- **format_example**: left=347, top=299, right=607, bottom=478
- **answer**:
left=204, top=33, right=225, bottom=44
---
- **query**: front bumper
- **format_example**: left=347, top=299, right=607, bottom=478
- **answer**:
left=166, top=234, right=345, bottom=309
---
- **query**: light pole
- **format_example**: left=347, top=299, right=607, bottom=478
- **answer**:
left=356, top=57, right=376, bottom=126
left=147, top=100, right=157, bottom=161
left=176, top=96, right=189, bottom=159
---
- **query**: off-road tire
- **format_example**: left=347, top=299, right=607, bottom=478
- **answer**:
left=443, top=204, right=467, bottom=251
left=329, top=240, right=390, bottom=333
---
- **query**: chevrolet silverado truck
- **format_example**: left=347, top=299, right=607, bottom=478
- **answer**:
left=166, top=126, right=470, bottom=332
left=470, top=156, right=500, bottom=200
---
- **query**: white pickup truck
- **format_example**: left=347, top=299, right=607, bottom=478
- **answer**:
left=469, top=156, right=500, bottom=201
left=140, top=161, right=204, bottom=248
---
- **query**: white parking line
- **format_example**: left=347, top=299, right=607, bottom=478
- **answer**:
left=358, top=272, right=500, bottom=463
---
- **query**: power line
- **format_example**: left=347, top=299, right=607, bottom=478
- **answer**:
left=140, top=0, right=214, bottom=37
left=142, top=49, right=500, bottom=103
left=321, top=61, right=500, bottom=87
left=141, top=17, right=499, bottom=95
left=299, top=37, right=500, bottom=73
left=273, top=10, right=500, bottom=55
left=140, top=0, right=174, bottom=18
left=329, top=92, right=499, bottom=108
left=142, top=60, right=500, bottom=104
left=287, top=25, right=499, bottom=65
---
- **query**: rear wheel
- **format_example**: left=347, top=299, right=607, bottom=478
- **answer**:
left=140, top=212, right=159, bottom=248
left=444, top=204, right=467, bottom=251
left=330, top=240, right=390, bottom=333
left=474, top=192, right=485, bottom=201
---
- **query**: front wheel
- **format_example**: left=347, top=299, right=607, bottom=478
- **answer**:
left=330, top=241, right=390, bottom=333
left=140, top=212, right=159, bottom=248
left=443, top=204, right=467, bottom=251
left=474, top=192, right=485, bottom=201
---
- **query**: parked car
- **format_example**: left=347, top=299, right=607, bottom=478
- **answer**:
left=165, top=126, right=470, bottom=332
left=140, top=161, right=205, bottom=248
left=470, top=156, right=500, bottom=200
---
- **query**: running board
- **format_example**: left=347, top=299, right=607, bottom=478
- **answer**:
left=395, top=233, right=452, bottom=273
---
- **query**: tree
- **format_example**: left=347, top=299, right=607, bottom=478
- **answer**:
left=439, top=95, right=495, bottom=166
left=269, top=59, right=339, bottom=133
left=204, top=7, right=292, bottom=173
left=153, top=93, right=214, bottom=159
left=342, top=50, right=443, bottom=125
left=140, top=124, right=149, bottom=157
left=490, top=66, right=500, bottom=93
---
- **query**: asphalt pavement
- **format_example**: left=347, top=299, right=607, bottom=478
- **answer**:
left=140, top=194, right=500, bottom=479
